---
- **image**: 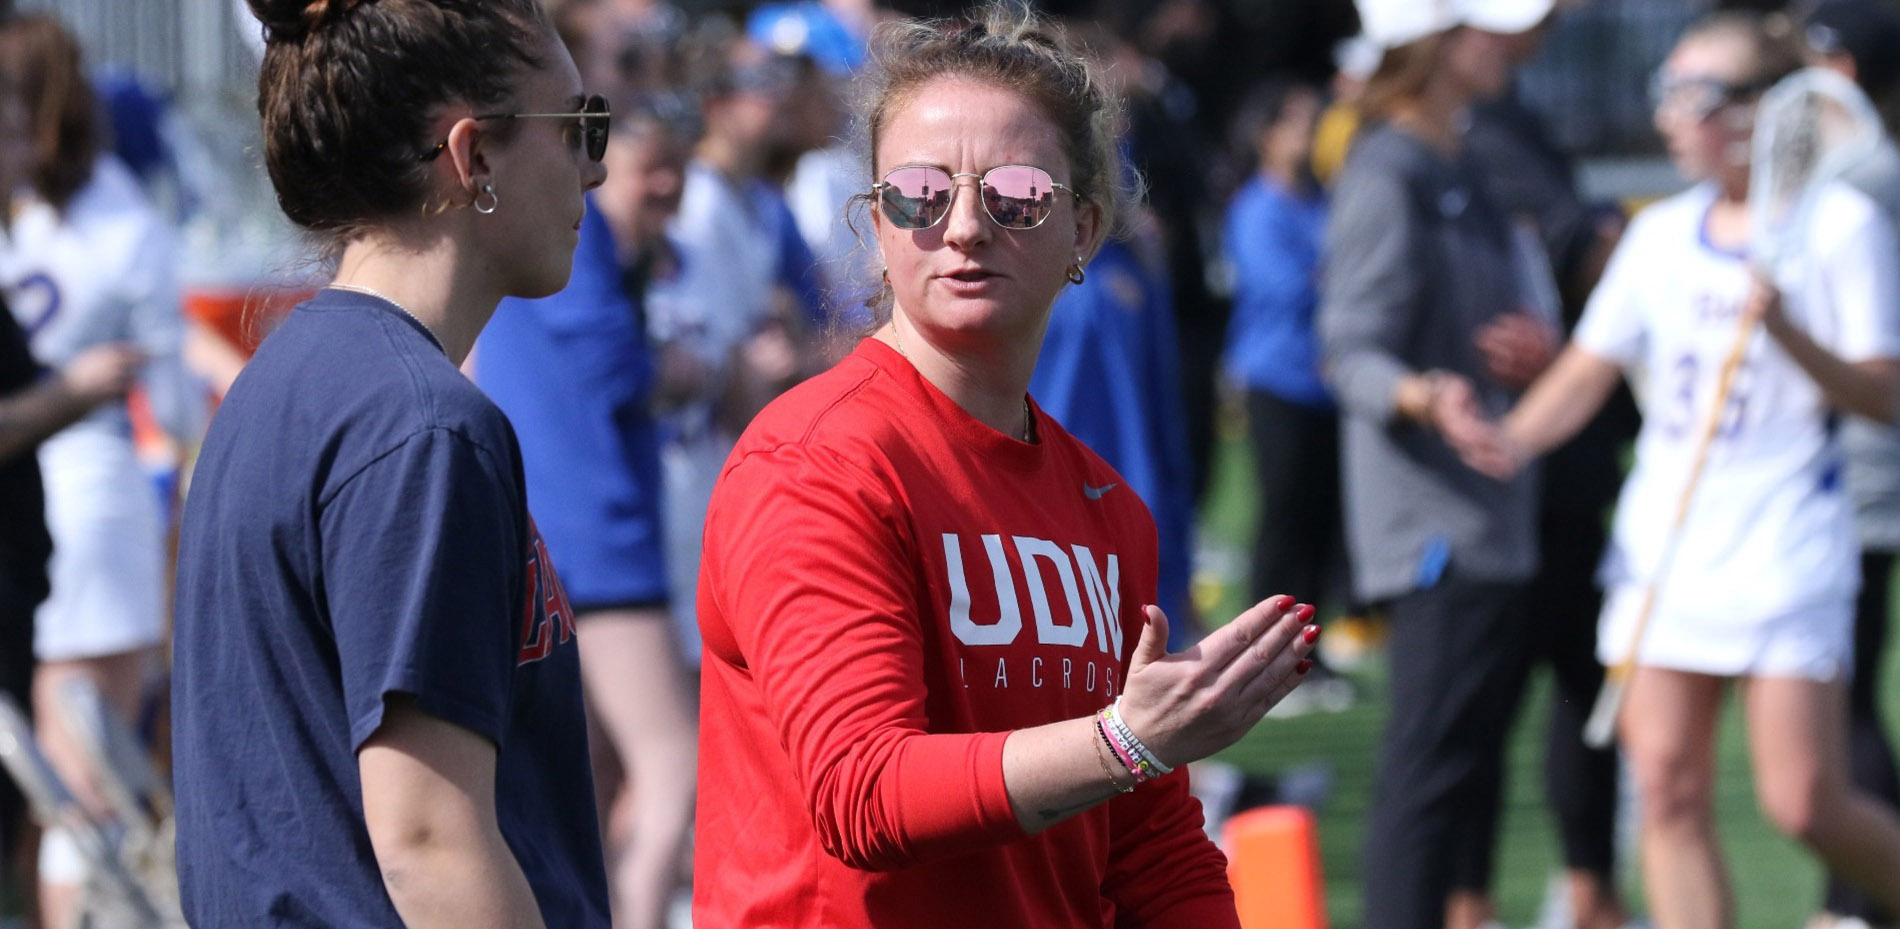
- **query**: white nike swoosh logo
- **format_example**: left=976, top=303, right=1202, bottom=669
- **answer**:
left=1083, top=482, right=1118, bottom=500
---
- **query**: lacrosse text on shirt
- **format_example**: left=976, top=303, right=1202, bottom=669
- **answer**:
left=942, top=531, right=1125, bottom=697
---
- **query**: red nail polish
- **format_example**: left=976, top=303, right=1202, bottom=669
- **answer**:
left=1296, top=658, right=1314, bottom=674
left=1302, top=625, right=1321, bottom=644
left=1295, top=603, right=1316, bottom=623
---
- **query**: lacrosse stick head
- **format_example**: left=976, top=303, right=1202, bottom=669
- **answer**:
left=1748, top=67, right=1884, bottom=270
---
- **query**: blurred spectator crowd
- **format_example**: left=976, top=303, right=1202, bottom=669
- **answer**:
left=6, top=0, right=1900, bottom=927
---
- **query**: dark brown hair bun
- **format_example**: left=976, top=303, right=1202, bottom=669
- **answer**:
left=246, top=0, right=371, bottom=43
left=245, top=0, right=552, bottom=239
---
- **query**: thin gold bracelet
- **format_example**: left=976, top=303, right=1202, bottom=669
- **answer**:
left=1093, top=717, right=1135, bottom=794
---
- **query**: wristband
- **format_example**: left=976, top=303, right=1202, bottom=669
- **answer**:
left=1098, top=703, right=1166, bottom=784
left=1109, top=696, right=1175, bottom=776
left=1096, top=706, right=1148, bottom=783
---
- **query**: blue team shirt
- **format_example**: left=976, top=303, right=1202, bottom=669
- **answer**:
left=769, top=186, right=829, bottom=328
left=477, top=202, right=669, bottom=609
left=1221, top=174, right=1332, bottom=407
left=1032, top=238, right=1197, bottom=648
left=171, top=289, right=608, bottom=929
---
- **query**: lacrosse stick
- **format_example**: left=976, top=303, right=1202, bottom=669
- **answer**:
left=0, top=695, right=176, bottom=928
left=54, top=676, right=171, bottom=847
left=55, top=676, right=184, bottom=921
left=1583, top=67, right=1885, bottom=749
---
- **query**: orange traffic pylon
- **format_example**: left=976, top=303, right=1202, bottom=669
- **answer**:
left=1224, top=805, right=1327, bottom=929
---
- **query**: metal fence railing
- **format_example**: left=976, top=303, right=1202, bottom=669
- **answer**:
left=29, top=0, right=1710, bottom=159
left=17, top=0, right=1725, bottom=268
left=18, top=0, right=257, bottom=103
left=36, top=0, right=1714, bottom=139
left=15, top=1, right=301, bottom=287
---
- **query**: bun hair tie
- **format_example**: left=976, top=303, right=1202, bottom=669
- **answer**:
left=253, top=0, right=373, bottom=42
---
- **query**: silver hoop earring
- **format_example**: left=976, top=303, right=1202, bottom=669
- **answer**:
left=1066, top=259, right=1085, bottom=286
left=474, top=182, right=499, bottom=215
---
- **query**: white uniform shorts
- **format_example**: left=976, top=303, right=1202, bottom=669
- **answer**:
left=1597, top=583, right=1853, bottom=682
left=34, top=429, right=167, bottom=662
left=660, top=434, right=719, bottom=669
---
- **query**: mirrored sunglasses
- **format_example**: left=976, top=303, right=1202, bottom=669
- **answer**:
left=873, top=164, right=1074, bottom=231
left=421, top=93, right=612, bottom=162
left=1649, top=73, right=1762, bottom=124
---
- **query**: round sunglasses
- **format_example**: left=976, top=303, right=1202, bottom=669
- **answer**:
left=420, top=93, right=612, bottom=163
left=873, top=164, right=1074, bottom=231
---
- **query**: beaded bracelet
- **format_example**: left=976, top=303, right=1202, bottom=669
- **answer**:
left=1106, top=697, right=1174, bottom=777
left=1096, top=706, right=1153, bottom=783
left=1092, top=717, right=1136, bottom=793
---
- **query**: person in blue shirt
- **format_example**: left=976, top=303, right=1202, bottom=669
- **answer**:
left=171, top=2, right=611, bottom=927
left=1032, top=233, right=1198, bottom=649
left=651, top=39, right=829, bottom=652
left=474, top=97, right=696, bottom=929
left=1220, top=79, right=1347, bottom=637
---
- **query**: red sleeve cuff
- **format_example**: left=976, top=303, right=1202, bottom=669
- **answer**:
left=888, top=729, right=1025, bottom=857
left=1132, top=890, right=1241, bottom=929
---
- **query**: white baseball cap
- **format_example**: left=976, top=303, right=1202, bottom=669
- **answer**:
left=1354, top=0, right=1556, bottom=50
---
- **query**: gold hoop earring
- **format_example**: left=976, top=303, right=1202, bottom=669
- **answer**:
left=474, top=182, right=499, bottom=215
left=1066, top=260, right=1085, bottom=285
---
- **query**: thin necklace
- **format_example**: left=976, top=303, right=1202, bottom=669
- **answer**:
left=326, top=282, right=443, bottom=351
left=891, top=320, right=1033, bottom=443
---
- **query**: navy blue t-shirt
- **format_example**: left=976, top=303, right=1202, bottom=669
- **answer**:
left=171, top=289, right=608, bottom=928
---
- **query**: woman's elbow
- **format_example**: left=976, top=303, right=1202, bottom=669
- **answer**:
left=802, top=760, right=920, bottom=872
left=363, top=812, right=463, bottom=890
left=810, top=806, right=916, bottom=872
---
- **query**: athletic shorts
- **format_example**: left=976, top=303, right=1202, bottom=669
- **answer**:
left=34, top=429, right=166, bottom=662
left=1597, top=583, right=1853, bottom=681
left=662, top=435, right=723, bottom=669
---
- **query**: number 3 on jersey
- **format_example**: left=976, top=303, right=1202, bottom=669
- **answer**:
left=7, top=272, right=60, bottom=337
left=1664, top=351, right=1751, bottom=442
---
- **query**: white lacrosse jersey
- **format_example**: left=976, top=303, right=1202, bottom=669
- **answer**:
left=1, top=155, right=196, bottom=441
left=1576, top=181, right=1900, bottom=628
left=0, top=155, right=193, bottom=659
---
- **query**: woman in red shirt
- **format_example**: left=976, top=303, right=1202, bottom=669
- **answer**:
left=692, top=4, right=1320, bottom=926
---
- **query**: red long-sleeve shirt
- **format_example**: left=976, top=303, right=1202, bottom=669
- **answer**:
left=694, top=339, right=1238, bottom=928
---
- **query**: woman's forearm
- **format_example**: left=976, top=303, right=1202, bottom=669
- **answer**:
left=0, top=375, right=95, bottom=462
left=360, top=703, right=547, bottom=929
left=1001, top=715, right=1135, bottom=833
left=1765, top=318, right=1900, bottom=424
left=373, top=826, right=546, bottom=929
left=1503, top=345, right=1623, bottom=463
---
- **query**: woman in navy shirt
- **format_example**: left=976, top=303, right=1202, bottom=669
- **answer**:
left=171, top=2, right=612, bottom=927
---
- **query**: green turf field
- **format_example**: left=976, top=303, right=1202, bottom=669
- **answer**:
left=1198, top=412, right=1862, bottom=929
